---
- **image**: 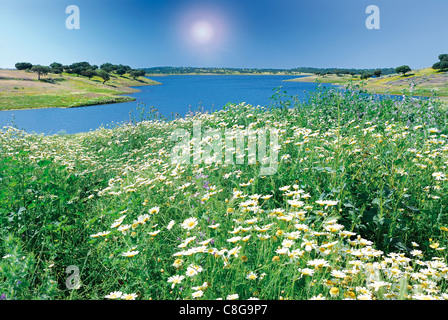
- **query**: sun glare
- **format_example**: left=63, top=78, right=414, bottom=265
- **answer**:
left=176, top=5, right=233, bottom=64
left=191, top=21, right=214, bottom=44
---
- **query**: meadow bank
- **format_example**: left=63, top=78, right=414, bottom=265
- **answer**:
left=2, top=85, right=448, bottom=300
left=0, top=69, right=161, bottom=111
left=285, top=68, right=448, bottom=104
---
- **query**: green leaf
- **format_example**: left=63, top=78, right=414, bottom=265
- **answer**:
left=37, top=160, right=52, bottom=167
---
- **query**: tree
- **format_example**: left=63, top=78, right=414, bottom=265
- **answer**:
left=433, top=61, right=448, bottom=72
left=81, top=69, right=97, bottom=79
left=97, top=70, right=110, bottom=84
left=361, top=73, right=373, bottom=80
left=334, top=69, right=343, bottom=76
left=395, top=65, right=412, bottom=76
left=62, top=65, right=71, bottom=73
left=15, top=62, right=33, bottom=70
left=117, top=64, right=131, bottom=72
left=373, top=69, right=382, bottom=77
left=116, top=68, right=126, bottom=76
left=70, top=62, right=91, bottom=77
left=100, top=63, right=118, bottom=73
left=129, top=69, right=146, bottom=79
left=438, top=54, right=448, bottom=62
left=50, top=62, right=63, bottom=74
left=31, top=65, right=51, bottom=80
left=433, top=54, right=448, bottom=72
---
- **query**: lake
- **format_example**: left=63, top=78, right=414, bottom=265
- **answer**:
left=0, top=75, right=333, bottom=135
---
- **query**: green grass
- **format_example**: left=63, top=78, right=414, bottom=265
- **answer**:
left=0, top=70, right=161, bottom=110
left=0, top=93, right=136, bottom=110
left=2, top=87, right=448, bottom=300
left=285, top=73, right=361, bottom=84
left=288, top=68, right=448, bottom=103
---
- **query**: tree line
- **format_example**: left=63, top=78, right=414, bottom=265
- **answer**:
left=14, top=61, right=146, bottom=83
left=143, top=66, right=399, bottom=76
left=143, top=66, right=296, bottom=75
left=144, top=54, right=448, bottom=78
left=433, top=54, right=448, bottom=72
left=15, top=53, right=446, bottom=83
left=344, top=53, right=447, bottom=80
left=292, top=67, right=397, bottom=77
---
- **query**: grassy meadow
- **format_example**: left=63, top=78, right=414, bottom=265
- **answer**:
left=287, top=68, right=448, bottom=104
left=2, top=84, right=448, bottom=300
left=359, top=68, right=448, bottom=102
left=0, top=69, right=161, bottom=111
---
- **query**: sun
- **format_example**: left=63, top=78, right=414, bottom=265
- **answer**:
left=191, top=21, right=215, bottom=44
left=176, top=5, right=232, bottom=64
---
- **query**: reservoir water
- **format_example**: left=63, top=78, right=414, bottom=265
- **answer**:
left=0, top=75, right=333, bottom=135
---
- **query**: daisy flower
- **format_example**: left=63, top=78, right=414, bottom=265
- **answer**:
left=105, top=291, right=122, bottom=299
left=121, top=293, right=138, bottom=300
left=331, top=270, right=347, bottom=279
left=122, top=250, right=139, bottom=257
left=227, top=294, right=239, bottom=300
left=299, top=268, right=315, bottom=277
left=228, top=246, right=242, bottom=257
left=192, top=290, right=204, bottom=298
left=192, top=282, right=209, bottom=291
left=199, top=239, right=213, bottom=245
left=148, top=230, right=160, bottom=237
left=208, top=223, right=220, bottom=229
left=315, top=200, right=339, bottom=207
left=281, top=239, right=295, bottom=248
left=432, top=172, right=445, bottom=180
left=185, top=266, right=198, bottom=277
left=227, top=236, right=242, bottom=243
left=118, top=224, right=131, bottom=232
left=167, top=220, right=175, bottom=230
left=172, top=259, right=183, bottom=268
left=287, top=199, right=305, bottom=208
left=246, top=272, right=258, bottom=280
left=149, top=206, right=160, bottom=214
left=110, top=220, right=123, bottom=228
left=329, top=287, right=339, bottom=297
left=181, top=217, right=198, bottom=230
left=167, top=275, right=185, bottom=288
left=307, top=258, right=330, bottom=268
left=90, top=232, right=102, bottom=238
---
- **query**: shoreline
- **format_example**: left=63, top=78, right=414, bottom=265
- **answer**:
left=0, top=69, right=161, bottom=111
left=146, top=73, right=310, bottom=77
left=285, top=71, right=448, bottom=104
left=2, top=69, right=446, bottom=111
left=0, top=96, right=137, bottom=112
left=1, top=81, right=163, bottom=112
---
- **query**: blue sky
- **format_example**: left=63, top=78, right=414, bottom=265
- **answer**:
left=0, top=0, right=447, bottom=69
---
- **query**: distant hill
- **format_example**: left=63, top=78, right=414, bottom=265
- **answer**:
left=290, top=67, right=396, bottom=76
left=143, top=66, right=297, bottom=75
left=143, top=66, right=396, bottom=76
